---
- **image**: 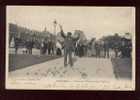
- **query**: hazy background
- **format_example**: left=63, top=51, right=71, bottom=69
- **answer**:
left=7, top=6, right=135, bottom=39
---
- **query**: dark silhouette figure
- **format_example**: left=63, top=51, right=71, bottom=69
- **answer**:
left=56, top=48, right=62, bottom=56
left=25, top=39, right=34, bottom=54
left=95, top=42, right=101, bottom=58
left=104, top=41, right=110, bottom=58
left=48, top=40, right=54, bottom=55
left=14, top=37, right=19, bottom=54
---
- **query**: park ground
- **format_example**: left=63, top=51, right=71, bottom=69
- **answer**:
left=9, top=51, right=132, bottom=80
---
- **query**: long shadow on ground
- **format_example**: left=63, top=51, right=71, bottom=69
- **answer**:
left=9, top=54, right=62, bottom=72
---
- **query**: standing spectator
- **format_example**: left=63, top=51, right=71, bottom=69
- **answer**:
left=121, top=38, right=132, bottom=58
left=26, top=39, right=34, bottom=54
left=42, top=40, right=48, bottom=55
left=91, top=39, right=96, bottom=57
left=95, top=41, right=101, bottom=58
left=87, top=43, right=92, bottom=57
left=79, top=43, right=83, bottom=57
left=48, top=40, right=51, bottom=55
left=114, top=42, right=119, bottom=58
left=95, top=41, right=98, bottom=57
left=50, top=41, right=55, bottom=55
left=103, top=41, right=110, bottom=58
left=29, top=39, right=34, bottom=54
left=75, top=40, right=80, bottom=56
left=40, top=40, right=44, bottom=55
left=14, top=36, right=19, bottom=54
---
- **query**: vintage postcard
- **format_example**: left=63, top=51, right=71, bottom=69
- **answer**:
left=6, top=6, right=135, bottom=90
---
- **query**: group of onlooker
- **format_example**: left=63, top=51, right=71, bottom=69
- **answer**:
left=40, top=39, right=55, bottom=55
left=74, top=40, right=110, bottom=58
left=12, top=33, right=132, bottom=59
left=73, top=37, right=132, bottom=59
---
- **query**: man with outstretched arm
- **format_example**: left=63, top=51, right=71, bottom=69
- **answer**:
left=59, top=25, right=79, bottom=67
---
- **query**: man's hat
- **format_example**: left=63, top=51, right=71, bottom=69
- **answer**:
left=67, top=32, right=72, bottom=36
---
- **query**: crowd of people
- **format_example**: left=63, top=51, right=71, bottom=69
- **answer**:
left=70, top=36, right=132, bottom=59
left=14, top=37, right=57, bottom=56
left=12, top=31, right=132, bottom=59
left=74, top=40, right=110, bottom=58
left=10, top=24, right=132, bottom=67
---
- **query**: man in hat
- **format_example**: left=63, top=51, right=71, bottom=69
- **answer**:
left=59, top=25, right=79, bottom=67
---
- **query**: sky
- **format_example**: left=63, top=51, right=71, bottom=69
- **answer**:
left=7, top=6, right=135, bottom=39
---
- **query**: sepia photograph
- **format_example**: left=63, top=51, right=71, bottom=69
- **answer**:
left=6, top=6, right=135, bottom=90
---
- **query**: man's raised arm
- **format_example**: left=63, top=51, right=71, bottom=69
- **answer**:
left=59, top=25, right=66, bottom=38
